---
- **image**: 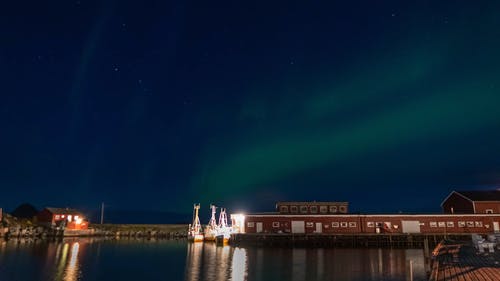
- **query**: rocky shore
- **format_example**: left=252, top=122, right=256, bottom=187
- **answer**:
left=1, top=212, right=188, bottom=240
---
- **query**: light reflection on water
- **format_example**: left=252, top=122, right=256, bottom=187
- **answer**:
left=0, top=238, right=427, bottom=281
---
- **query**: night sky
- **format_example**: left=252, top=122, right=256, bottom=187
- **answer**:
left=2, top=1, right=500, bottom=217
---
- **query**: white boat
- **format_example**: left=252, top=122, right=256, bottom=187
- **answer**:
left=188, top=204, right=204, bottom=242
left=215, top=208, right=231, bottom=244
left=204, top=204, right=218, bottom=242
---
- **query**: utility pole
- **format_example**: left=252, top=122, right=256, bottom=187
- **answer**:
left=100, top=202, right=104, bottom=224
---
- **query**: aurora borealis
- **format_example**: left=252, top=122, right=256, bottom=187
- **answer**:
left=1, top=1, right=500, bottom=216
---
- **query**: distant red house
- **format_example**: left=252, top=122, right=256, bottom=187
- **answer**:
left=441, top=190, right=500, bottom=214
left=36, top=207, right=88, bottom=230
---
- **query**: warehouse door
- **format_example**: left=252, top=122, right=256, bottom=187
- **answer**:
left=315, top=222, right=322, bottom=233
left=256, top=222, right=263, bottom=233
left=494, top=222, right=499, bottom=233
left=291, top=221, right=305, bottom=233
left=401, top=221, right=420, bottom=233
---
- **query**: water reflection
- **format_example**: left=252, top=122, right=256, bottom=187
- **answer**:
left=0, top=238, right=427, bottom=281
left=185, top=243, right=248, bottom=281
left=52, top=241, right=82, bottom=281
left=184, top=244, right=427, bottom=281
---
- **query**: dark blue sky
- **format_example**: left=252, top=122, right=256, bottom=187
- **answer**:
left=1, top=1, right=500, bottom=216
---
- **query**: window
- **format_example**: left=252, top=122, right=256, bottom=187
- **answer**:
left=446, top=222, right=454, bottom=227
left=475, top=221, right=483, bottom=227
left=367, top=222, right=375, bottom=227
left=272, top=222, right=280, bottom=228
left=55, top=215, right=60, bottom=220
left=306, top=222, right=314, bottom=228
left=349, top=222, right=357, bottom=228
left=332, top=222, right=339, bottom=227
left=290, top=206, right=298, bottom=213
left=340, top=222, right=348, bottom=228
left=430, top=222, right=437, bottom=227
left=329, top=206, right=338, bottom=213
left=458, top=221, right=465, bottom=227
left=320, top=206, right=328, bottom=213
left=466, top=221, right=474, bottom=227
left=247, top=222, right=255, bottom=227
left=300, top=206, right=308, bottom=214
left=376, top=222, right=383, bottom=228
left=438, top=222, right=445, bottom=227
left=486, top=209, right=494, bottom=214
left=280, top=206, right=289, bottom=213
left=310, top=206, right=318, bottom=213
left=339, top=206, right=347, bottom=213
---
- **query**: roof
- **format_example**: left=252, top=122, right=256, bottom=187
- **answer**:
left=455, top=190, right=500, bottom=202
left=44, top=207, right=84, bottom=215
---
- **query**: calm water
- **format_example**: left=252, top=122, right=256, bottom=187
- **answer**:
left=0, top=238, right=428, bottom=281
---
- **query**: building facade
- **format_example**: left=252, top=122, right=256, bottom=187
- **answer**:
left=441, top=190, right=500, bottom=214
left=243, top=213, right=500, bottom=234
left=36, top=207, right=88, bottom=230
left=276, top=201, right=348, bottom=214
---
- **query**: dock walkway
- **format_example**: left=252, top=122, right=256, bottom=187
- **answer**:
left=429, top=241, right=500, bottom=281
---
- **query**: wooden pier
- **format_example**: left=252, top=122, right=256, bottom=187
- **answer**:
left=230, top=233, right=472, bottom=248
left=429, top=241, right=500, bottom=281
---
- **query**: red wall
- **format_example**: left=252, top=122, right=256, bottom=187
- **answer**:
left=475, top=202, right=500, bottom=214
left=442, top=193, right=474, bottom=214
left=244, top=214, right=500, bottom=234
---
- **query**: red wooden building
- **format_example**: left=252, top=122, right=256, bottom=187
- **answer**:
left=243, top=213, right=500, bottom=234
left=441, top=190, right=500, bottom=214
left=238, top=192, right=500, bottom=235
left=36, top=207, right=88, bottom=230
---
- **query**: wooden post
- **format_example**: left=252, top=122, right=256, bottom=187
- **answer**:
left=100, top=202, right=104, bottom=224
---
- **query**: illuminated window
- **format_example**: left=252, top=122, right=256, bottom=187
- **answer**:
left=272, top=222, right=280, bottom=228
left=306, top=222, right=314, bottom=228
left=300, top=206, right=308, bottom=214
left=332, top=222, right=339, bottom=227
left=430, top=222, right=437, bottom=227
left=329, top=206, right=338, bottom=213
left=466, top=221, right=474, bottom=227
left=310, top=206, right=318, bottom=213
left=61, top=215, right=65, bottom=218
left=438, top=222, right=445, bottom=227
left=320, top=206, right=328, bottom=213
left=340, top=222, right=348, bottom=228
left=367, top=222, right=375, bottom=227
left=446, top=222, right=454, bottom=227
left=55, top=215, right=60, bottom=220
left=247, top=222, right=254, bottom=228
left=458, top=221, right=465, bottom=227
left=475, top=221, right=483, bottom=227
left=290, top=206, right=298, bottom=213
left=349, top=222, right=357, bottom=228
left=280, top=206, right=289, bottom=213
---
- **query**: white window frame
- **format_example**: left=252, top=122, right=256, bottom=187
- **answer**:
left=272, top=222, right=280, bottom=228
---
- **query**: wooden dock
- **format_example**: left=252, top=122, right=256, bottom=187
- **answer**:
left=429, top=241, right=500, bottom=281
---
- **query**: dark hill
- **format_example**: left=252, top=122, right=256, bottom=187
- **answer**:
left=11, top=203, right=38, bottom=219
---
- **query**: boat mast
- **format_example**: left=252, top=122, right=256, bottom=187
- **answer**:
left=192, top=203, right=201, bottom=233
left=218, top=207, right=228, bottom=228
left=208, top=204, right=217, bottom=229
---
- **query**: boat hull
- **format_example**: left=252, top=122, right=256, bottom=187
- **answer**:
left=188, top=234, right=204, bottom=242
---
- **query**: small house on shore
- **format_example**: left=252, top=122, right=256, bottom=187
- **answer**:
left=36, top=207, right=88, bottom=230
left=441, top=190, right=500, bottom=214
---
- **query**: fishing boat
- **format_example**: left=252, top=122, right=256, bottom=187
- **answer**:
left=204, top=204, right=218, bottom=241
left=187, top=203, right=204, bottom=242
left=215, top=208, right=231, bottom=245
